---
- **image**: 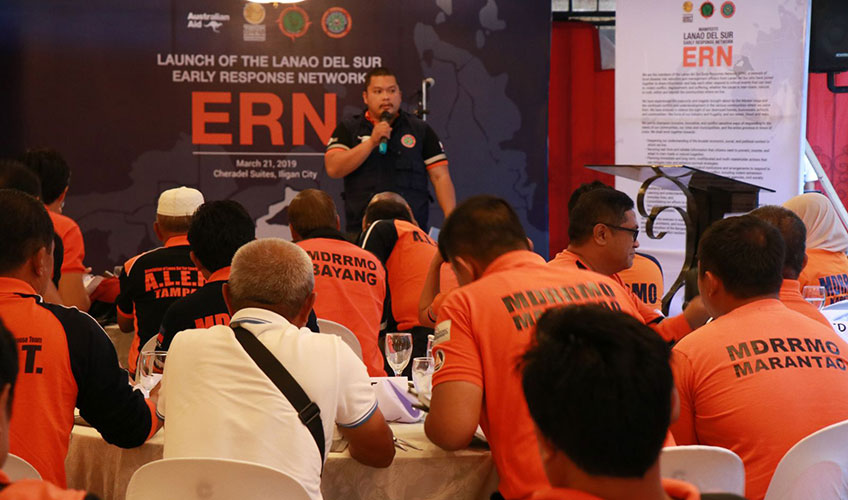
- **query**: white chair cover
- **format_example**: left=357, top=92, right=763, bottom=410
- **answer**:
left=125, top=457, right=310, bottom=500
left=660, top=445, right=745, bottom=495
left=316, top=318, right=364, bottom=361
left=2, top=453, right=41, bottom=481
left=764, top=419, right=848, bottom=500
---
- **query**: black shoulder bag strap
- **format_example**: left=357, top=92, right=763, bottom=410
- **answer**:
left=232, top=325, right=325, bottom=467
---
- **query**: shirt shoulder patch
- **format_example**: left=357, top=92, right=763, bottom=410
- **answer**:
left=433, top=319, right=451, bottom=346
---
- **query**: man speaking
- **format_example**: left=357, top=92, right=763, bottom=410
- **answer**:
left=325, top=67, right=456, bottom=233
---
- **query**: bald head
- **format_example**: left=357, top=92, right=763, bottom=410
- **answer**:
left=227, top=239, right=315, bottom=322
left=288, top=189, right=339, bottom=240
left=362, top=191, right=415, bottom=229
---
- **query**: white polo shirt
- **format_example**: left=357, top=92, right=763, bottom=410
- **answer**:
left=158, top=307, right=378, bottom=500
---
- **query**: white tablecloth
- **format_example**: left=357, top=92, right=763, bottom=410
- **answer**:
left=65, top=423, right=497, bottom=500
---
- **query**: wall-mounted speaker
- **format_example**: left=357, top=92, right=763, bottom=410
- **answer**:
left=810, top=0, right=848, bottom=73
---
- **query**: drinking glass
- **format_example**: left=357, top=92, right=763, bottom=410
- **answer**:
left=802, top=286, right=827, bottom=310
left=136, top=350, right=167, bottom=392
left=411, top=357, right=434, bottom=400
left=384, top=333, right=413, bottom=377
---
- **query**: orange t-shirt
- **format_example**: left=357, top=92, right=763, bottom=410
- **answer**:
left=798, top=248, right=848, bottom=305
left=530, top=478, right=700, bottom=500
left=549, top=250, right=691, bottom=342
left=0, top=278, right=155, bottom=487
left=48, top=211, right=85, bottom=273
left=432, top=250, right=642, bottom=500
left=617, top=253, right=664, bottom=310
left=779, top=279, right=831, bottom=327
left=670, top=299, right=848, bottom=500
left=362, top=219, right=438, bottom=331
left=297, top=235, right=387, bottom=376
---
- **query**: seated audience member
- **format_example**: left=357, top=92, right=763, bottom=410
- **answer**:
left=425, top=195, right=642, bottom=500
left=289, top=189, right=387, bottom=376
left=784, top=192, right=848, bottom=305
left=750, top=205, right=830, bottom=326
left=566, top=181, right=666, bottom=310
left=521, top=306, right=741, bottom=500
left=360, top=192, right=454, bottom=375
left=19, top=149, right=89, bottom=311
left=0, top=160, right=65, bottom=305
left=0, top=318, right=101, bottom=499
left=0, top=189, right=158, bottom=487
left=117, top=186, right=205, bottom=374
left=671, top=215, right=848, bottom=500
left=158, top=239, right=394, bottom=500
left=156, top=200, right=255, bottom=351
left=618, top=253, right=664, bottom=310
left=550, top=187, right=709, bottom=342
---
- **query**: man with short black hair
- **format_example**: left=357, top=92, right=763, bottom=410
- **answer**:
left=671, top=215, right=848, bottom=500
left=426, top=195, right=643, bottom=500
left=117, top=186, right=205, bottom=374
left=750, top=205, right=830, bottom=326
left=550, top=187, right=709, bottom=342
left=521, top=306, right=718, bottom=500
left=158, top=239, right=395, bottom=500
left=0, top=160, right=64, bottom=299
left=156, top=200, right=255, bottom=351
left=289, top=189, right=387, bottom=376
left=0, top=189, right=158, bottom=487
left=19, top=148, right=90, bottom=311
left=325, top=67, right=455, bottom=232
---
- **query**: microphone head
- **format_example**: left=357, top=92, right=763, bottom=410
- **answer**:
left=424, top=77, right=435, bottom=87
left=380, top=111, right=392, bottom=122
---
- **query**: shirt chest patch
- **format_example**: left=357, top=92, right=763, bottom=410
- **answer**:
left=401, top=134, right=416, bottom=148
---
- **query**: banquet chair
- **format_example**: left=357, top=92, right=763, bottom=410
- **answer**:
left=316, top=318, right=364, bottom=361
left=125, top=457, right=310, bottom=500
left=2, top=453, right=41, bottom=481
left=660, top=445, right=745, bottom=495
left=763, top=419, right=848, bottom=500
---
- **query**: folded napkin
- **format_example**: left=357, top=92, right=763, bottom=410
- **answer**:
left=371, top=377, right=422, bottom=423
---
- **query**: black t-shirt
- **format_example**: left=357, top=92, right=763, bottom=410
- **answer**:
left=156, top=273, right=320, bottom=351
left=157, top=279, right=228, bottom=351
left=117, top=240, right=203, bottom=356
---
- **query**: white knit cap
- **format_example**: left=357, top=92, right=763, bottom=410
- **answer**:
left=156, top=186, right=204, bottom=217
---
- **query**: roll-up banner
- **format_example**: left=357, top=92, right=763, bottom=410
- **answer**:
left=616, top=0, right=810, bottom=304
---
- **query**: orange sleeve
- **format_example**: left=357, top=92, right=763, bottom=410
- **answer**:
left=651, top=314, right=692, bottom=343
left=431, top=293, right=483, bottom=388
left=60, top=223, right=86, bottom=273
left=669, top=349, right=698, bottom=445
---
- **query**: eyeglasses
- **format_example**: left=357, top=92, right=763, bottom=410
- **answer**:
left=604, top=224, right=639, bottom=242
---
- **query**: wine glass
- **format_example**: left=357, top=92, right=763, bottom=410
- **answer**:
left=411, top=357, right=434, bottom=401
left=802, top=286, right=827, bottom=310
left=136, top=350, right=167, bottom=392
left=384, top=333, right=413, bottom=377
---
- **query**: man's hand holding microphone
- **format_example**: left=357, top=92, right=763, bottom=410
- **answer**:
left=371, top=111, right=393, bottom=155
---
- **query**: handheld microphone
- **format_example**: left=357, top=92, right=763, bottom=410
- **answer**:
left=423, top=77, right=435, bottom=88
left=378, top=110, right=391, bottom=155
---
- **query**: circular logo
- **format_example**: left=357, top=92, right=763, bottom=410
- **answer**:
left=243, top=2, right=265, bottom=25
left=720, top=1, right=735, bottom=18
left=700, top=1, right=715, bottom=18
left=683, top=1, right=693, bottom=13
left=277, top=6, right=310, bottom=41
left=322, top=7, right=352, bottom=39
left=433, top=350, right=445, bottom=373
left=401, top=134, right=416, bottom=148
